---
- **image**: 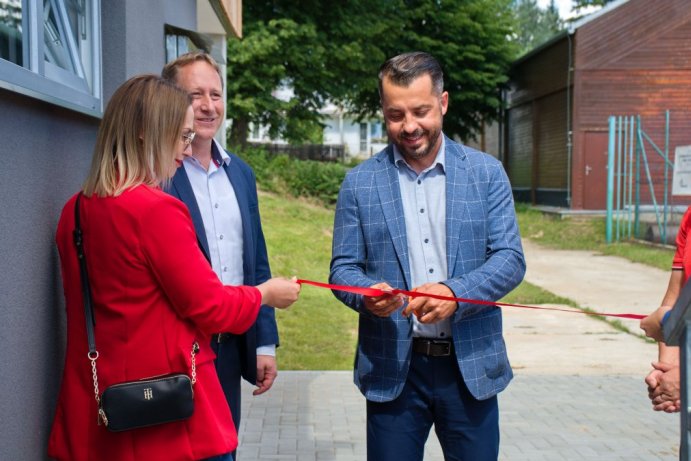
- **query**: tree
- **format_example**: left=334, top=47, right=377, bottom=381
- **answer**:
left=386, top=0, right=519, bottom=141
left=227, top=1, right=403, bottom=147
left=511, top=0, right=564, bottom=57
left=227, top=19, right=327, bottom=147
left=570, top=0, right=616, bottom=20
left=227, top=0, right=517, bottom=145
left=572, top=0, right=616, bottom=8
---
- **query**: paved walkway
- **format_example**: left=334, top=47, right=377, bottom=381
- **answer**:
left=237, top=240, right=681, bottom=460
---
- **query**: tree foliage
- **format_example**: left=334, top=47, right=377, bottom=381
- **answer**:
left=511, top=0, right=563, bottom=57
left=227, top=0, right=517, bottom=145
left=569, top=0, right=616, bottom=21
left=227, top=19, right=327, bottom=146
left=572, top=0, right=616, bottom=8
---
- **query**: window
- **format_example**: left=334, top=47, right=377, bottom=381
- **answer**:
left=370, top=121, right=386, bottom=143
left=166, top=34, right=196, bottom=63
left=0, top=0, right=22, bottom=66
left=164, top=25, right=211, bottom=62
left=0, top=0, right=101, bottom=116
left=359, top=122, right=367, bottom=153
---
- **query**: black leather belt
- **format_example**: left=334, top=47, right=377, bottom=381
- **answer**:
left=213, top=333, right=234, bottom=343
left=412, top=338, right=453, bottom=357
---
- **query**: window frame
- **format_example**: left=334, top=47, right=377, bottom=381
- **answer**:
left=0, top=0, right=102, bottom=117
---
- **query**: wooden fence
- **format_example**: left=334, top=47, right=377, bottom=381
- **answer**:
left=248, top=142, right=346, bottom=162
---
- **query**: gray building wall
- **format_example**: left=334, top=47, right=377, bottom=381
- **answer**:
left=0, top=1, right=199, bottom=459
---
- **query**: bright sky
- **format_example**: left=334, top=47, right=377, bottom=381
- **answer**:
left=537, top=0, right=574, bottom=19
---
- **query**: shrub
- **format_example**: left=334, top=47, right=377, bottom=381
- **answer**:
left=234, top=145, right=350, bottom=206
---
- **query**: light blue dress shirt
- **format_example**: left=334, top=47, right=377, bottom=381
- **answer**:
left=183, top=139, right=275, bottom=356
left=393, top=138, right=452, bottom=339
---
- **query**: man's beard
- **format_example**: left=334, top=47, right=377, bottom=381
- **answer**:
left=395, top=127, right=442, bottom=161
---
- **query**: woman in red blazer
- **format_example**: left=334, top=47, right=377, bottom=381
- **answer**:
left=48, top=75, right=300, bottom=461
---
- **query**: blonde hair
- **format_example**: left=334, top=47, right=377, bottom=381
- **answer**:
left=83, top=75, right=190, bottom=197
left=162, top=51, right=223, bottom=87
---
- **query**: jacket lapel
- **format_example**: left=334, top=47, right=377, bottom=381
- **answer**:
left=376, top=147, right=412, bottom=289
left=444, top=138, right=468, bottom=273
left=170, top=168, right=211, bottom=262
left=223, top=160, right=254, bottom=284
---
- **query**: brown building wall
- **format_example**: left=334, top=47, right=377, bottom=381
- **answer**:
left=507, top=103, right=533, bottom=191
left=536, top=90, right=569, bottom=190
left=506, top=38, right=571, bottom=205
left=501, top=0, right=691, bottom=209
left=570, top=0, right=691, bottom=209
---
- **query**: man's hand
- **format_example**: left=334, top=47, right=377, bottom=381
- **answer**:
left=646, top=361, right=680, bottom=413
left=254, top=355, right=277, bottom=396
left=402, top=283, right=457, bottom=324
left=363, top=282, right=405, bottom=317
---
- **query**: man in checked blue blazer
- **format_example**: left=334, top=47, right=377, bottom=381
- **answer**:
left=163, top=52, right=280, bottom=461
left=329, top=52, right=525, bottom=461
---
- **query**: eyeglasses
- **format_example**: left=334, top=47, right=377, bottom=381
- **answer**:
left=182, top=131, right=196, bottom=147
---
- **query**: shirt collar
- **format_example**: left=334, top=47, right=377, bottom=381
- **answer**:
left=211, top=139, right=231, bottom=167
left=393, top=135, right=446, bottom=174
left=183, top=138, right=231, bottom=171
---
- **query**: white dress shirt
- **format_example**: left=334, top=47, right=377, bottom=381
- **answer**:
left=183, top=139, right=275, bottom=355
left=393, top=138, right=452, bottom=339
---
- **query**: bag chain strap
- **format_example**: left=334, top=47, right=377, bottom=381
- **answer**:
left=90, top=344, right=198, bottom=427
left=73, top=193, right=198, bottom=426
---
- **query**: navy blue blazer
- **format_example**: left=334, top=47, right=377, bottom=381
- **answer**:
left=166, top=145, right=278, bottom=385
left=330, top=137, right=525, bottom=402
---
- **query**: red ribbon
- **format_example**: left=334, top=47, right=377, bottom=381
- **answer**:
left=296, top=279, right=645, bottom=320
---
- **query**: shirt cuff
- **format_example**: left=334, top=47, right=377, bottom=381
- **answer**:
left=257, top=344, right=276, bottom=357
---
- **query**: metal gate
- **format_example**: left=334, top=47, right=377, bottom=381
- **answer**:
left=605, top=111, right=684, bottom=244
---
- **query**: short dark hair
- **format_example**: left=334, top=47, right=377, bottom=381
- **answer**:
left=378, top=51, right=444, bottom=98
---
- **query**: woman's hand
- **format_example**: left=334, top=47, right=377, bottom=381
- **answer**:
left=640, top=305, right=673, bottom=342
left=257, top=277, right=301, bottom=309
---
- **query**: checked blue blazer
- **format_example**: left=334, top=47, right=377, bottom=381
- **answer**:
left=329, top=137, right=525, bottom=402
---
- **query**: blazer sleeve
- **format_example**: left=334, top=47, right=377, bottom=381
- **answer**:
left=329, top=170, right=380, bottom=315
left=246, top=165, right=279, bottom=347
left=442, top=162, right=526, bottom=320
left=139, top=195, right=262, bottom=335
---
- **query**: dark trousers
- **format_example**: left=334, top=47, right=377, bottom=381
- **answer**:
left=201, top=454, right=233, bottom=461
left=213, top=336, right=243, bottom=461
left=366, top=352, right=499, bottom=461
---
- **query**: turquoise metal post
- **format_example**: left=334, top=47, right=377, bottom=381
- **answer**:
left=663, top=110, right=670, bottom=244
left=635, top=118, right=641, bottom=237
left=628, top=116, right=634, bottom=238
left=616, top=116, right=623, bottom=241
left=606, top=116, right=616, bottom=243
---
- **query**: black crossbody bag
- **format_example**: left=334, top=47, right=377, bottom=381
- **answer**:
left=73, top=193, right=197, bottom=432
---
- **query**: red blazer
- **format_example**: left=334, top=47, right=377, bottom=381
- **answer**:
left=48, top=185, right=262, bottom=461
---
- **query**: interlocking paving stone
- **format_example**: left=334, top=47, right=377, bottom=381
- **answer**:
left=238, top=371, right=679, bottom=460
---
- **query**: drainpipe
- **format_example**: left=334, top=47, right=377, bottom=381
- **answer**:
left=498, top=88, right=505, bottom=164
left=566, top=27, right=575, bottom=208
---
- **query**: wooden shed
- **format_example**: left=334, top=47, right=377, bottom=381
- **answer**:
left=501, top=0, right=691, bottom=209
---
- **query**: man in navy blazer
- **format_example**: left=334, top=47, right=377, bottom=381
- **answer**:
left=330, top=52, right=525, bottom=461
left=163, top=52, right=278, bottom=461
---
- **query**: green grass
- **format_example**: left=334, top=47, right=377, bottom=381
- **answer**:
left=516, top=204, right=673, bottom=270
left=259, top=192, right=357, bottom=370
left=501, top=280, right=577, bottom=307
